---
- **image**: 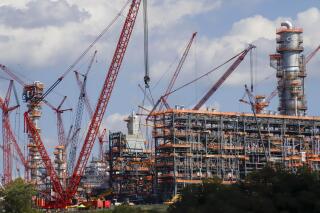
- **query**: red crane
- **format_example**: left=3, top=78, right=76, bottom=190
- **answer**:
left=0, top=65, right=26, bottom=86
left=159, top=32, right=197, bottom=109
left=193, top=44, right=256, bottom=110
left=0, top=80, right=19, bottom=184
left=66, top=0, right=142, bottom=199
left=24, top=0, right=142, bottom=206
left=98, top=128, right=107, bottom=161
left=0, top=145, right=19, bottom=165
left=3, top=111, right=29, bottom=178
left=44, top=96, right=72, bottom=146
left=305, top=45, right=320, bottom=64
left=24, top=112, right=66, bottom=203
left=0, top=65, right=66, bottom=201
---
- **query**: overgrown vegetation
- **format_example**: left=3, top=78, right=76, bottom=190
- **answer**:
left=2, top=167, right=320, bottom=213
left=0, top=178, right=37, bottom=213
left=169, top=166, right=320, bottom=213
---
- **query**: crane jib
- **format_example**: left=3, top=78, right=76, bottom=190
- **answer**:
left=66, top=0, right=142, bottom=200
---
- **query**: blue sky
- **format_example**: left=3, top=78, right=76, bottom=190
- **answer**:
left=0, top=0, right=319, bottom=176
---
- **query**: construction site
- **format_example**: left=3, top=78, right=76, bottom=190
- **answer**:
left=0, top=0, right=320, bottom=210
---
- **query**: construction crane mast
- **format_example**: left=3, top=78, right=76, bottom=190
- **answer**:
left=67, top=50, right=97, bottom=176
left=2, top=111, right=29, bottom=179
left=0, top=80, right=20, bottom=184
left=0, top=64, right=46, bottom=183
left=74, top=73, right=107, bottom=161
left=74, top=69, right=106, bottom=144
left=24, top=0, right=142, bottom=206
left=98, top=128, right=107, bottom=161
left=74, top=71, right=94, bottom=117
left=66, top=0, right=142, bottom=199
left=24, top=112, right=66, bottom=204
left=193, top=44, right=255, bottom=110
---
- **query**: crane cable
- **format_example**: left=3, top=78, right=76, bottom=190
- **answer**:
left=143, top=0, right=150, bottom=88
left=250, top=47, right=253, bottom=92
left=38, top=0, right=131, bottom=103
left=161, top=49, right=245, bottom=99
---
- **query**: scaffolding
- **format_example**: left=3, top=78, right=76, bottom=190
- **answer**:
left=151, top=109, right=320, bottom=200
left=80, top=157, right=109, bottom=201
left=108, top=132, right=153, bottom=201
left=108, top=112, right=153, bottom=201
left=23, top=81, right=45, bottom=185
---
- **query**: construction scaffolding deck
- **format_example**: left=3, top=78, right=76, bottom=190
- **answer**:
left=108, top=131, right=154, bottom=201
left=151, top=109, right=320, bottom=200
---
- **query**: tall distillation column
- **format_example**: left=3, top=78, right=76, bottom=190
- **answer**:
left=270, top=21, right=307, bottom=116
left=23, top=81, right=45, bottom=184
left=53, top=145, right=66, bottom=188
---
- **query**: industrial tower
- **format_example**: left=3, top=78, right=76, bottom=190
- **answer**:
left=23, top=81, right=45, bottom=184
left=270, top=21, right=307, bottom=116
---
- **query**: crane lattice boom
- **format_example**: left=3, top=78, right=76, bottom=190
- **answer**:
left=67, top=51, right=97, bottom=176
left=44, top=97, right=71, bottom=146
left=0, top=81, right=21, bottom=184
left=193, top=44, right=256, bottom=110
left=66, top=0, right=142, bottom=199
left=305, top=45, right=320, bottom=64
left=160, top=32, right=197, bottom=109
left=24, top=112, right=65, bottom=201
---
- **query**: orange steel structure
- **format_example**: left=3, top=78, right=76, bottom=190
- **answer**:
left=151, top=109, right=320, bottom=199
left=108, top=131, right=153, bottom=200
left=0, top=64, right=45, bottom=184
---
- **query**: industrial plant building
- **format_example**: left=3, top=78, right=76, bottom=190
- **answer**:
left=150, top=21, right=320, bottom=199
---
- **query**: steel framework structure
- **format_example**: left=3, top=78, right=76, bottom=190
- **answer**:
left=108, top=132, right=153, bottom=200
left=152, top=109, right=320, bottom=200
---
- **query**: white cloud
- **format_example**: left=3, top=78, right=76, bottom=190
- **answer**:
left=103, top=113, right=128, bottom=133
left=0, top=1, right=319, bottom=114
left=150, top=7, right=320, bottom=92
left=296, top=7, right=320, bottom=47
left=0, top=0, right=223, bottom=70
left=0, top=0, right=128, bottom=68
left=0, top=0, right=31, bottom=9
left=0, top=0, right=90, bottom=28
left=148, top=0, right=221, bottom=30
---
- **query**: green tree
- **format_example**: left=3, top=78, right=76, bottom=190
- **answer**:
left=169, top=166, right=320, bottom=213
left=0, top=178, right=36, bottom=213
